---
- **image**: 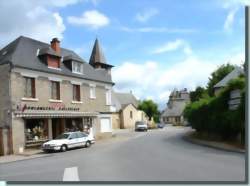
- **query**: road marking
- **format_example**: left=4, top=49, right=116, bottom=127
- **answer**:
left=63, top=166, right=80, bottom=181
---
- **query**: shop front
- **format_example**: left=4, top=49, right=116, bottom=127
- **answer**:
left=14, top=109, right=98, bottom=151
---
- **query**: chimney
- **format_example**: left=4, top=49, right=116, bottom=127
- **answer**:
left=50, top=38, right=60, bottom=54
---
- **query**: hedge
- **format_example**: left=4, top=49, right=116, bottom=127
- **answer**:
left=184, top=76, right=245, bottom=142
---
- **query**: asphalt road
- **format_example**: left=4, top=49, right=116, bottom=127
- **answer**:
left=0, top=126, right=245, bottom=182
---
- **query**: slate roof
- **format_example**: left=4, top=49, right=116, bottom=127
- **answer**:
left=0, top=36, right=113, bottom=84
left=161, top=89, right=190, bottom=118
left=214, top=67, right=244, bottom=88
left=161, top=101, right=186, bottom=117
left=89, top=38, right=113, bottom=68
left=111, top=91, right=139, bottom=111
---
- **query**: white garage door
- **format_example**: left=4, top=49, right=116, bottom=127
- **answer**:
left=100, top=118, right=112, bottom=132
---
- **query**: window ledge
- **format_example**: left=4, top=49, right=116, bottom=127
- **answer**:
left=49, top=99, right=62, bottom=103
left=48, top=66, right=61, bottom=71
left=22, top=98, right=39, bottom=102
left=90, top=97, right=96, bottom=99
left=72, top=71, right=83, bottom=75
left=71, top=101, right=83, bottom=104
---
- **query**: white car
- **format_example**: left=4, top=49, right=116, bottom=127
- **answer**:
left=135, top=121, right=148, bottom=131
left=42, top=131, right=95, bottom=152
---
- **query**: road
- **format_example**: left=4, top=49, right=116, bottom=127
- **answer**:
left=0, top=126, right=245, bottom=182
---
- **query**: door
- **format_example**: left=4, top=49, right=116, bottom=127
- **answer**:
left=68, top=133, right=79, bottom=148
left=100, top=118, right=111, bottom=133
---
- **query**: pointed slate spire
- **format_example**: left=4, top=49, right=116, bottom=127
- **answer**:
left=89, top=38, right=113, bottom=69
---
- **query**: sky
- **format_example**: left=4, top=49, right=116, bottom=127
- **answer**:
left=0, top=0, right=248, bottom=110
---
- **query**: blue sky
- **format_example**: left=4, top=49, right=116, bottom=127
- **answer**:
left=0, top=0, right=248, bottom=109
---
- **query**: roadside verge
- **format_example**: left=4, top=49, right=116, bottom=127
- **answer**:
left=183, top=131, right=245, bottom=153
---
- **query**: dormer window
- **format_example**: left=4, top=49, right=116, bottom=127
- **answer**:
left=72, top=61, right=83, bottom=74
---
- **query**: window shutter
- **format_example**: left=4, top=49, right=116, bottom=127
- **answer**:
left=77, top=85, right=80, bottom=101
left=56, top=82, right=60, bottom=100
left=31, top=78, right=36, bottom=98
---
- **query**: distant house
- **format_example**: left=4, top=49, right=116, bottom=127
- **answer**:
left=161, top=88, right=190, bottom=126
left=111, top=91, right=149, bottom=129
left=213, top=66, right=244, bottom=95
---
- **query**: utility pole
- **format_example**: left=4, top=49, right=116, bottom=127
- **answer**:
left=245, top=6, right=249, bottom=173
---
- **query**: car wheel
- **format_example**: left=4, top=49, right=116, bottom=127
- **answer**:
left=61, top=145, right=67, bottom=152
left=85, top=141, right=91, bottom=148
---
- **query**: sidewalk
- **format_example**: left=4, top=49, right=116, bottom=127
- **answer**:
left=183, top=131, right=245, bottom=153
left=0, top=149, right=50, bottom=164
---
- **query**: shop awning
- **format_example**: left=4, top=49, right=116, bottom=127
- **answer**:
left=14, top=111, right=99, bottom=118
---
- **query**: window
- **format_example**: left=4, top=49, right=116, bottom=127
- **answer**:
left=24, top=77, right=35, bottom=98
left=90, top=85, right=96, bottom=99
left=51, top=81, right=60, bottom=100
left=73, top=84, right=81, bottom=101
left=47, top=56, right=60, bottom=69
left=106, top=89, right=111, bottom=105
left=130, top=111, right=133, bottom=119
left=72, top=61, right=83, bottom=74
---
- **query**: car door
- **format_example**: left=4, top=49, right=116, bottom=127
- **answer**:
left=77, top=132, right=88, bottom=146
left=68, top=133, right=78, bottom=148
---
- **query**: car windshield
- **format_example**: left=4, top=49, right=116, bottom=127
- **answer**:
left=55, top=133, right=70, bottom=139
left=136, top=122, right=144, bottom=125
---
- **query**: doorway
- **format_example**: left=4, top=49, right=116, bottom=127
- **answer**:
left=52, top=119, right=64, bottom=139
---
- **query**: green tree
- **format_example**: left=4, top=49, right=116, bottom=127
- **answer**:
left=190, top=86, right=208, bottom=102
left=138, top=100, right=160, bottom=122
left=207, top=63, right=235, bottom=96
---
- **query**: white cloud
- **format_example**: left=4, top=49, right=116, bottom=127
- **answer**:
left=120, top=26, right=197, bottom=33
left=221, top=0, right=250, bottom=9
left=113, top=51, right=243, bottom=110
left=224, top=7, right=238, bottom=32
left=67, top=10, right=110, bottom=29
left=0, top=0, right=75, bottom=47
left=135, top=8, right=159, bottom=23
left=152, top=39, right=192, bottom=55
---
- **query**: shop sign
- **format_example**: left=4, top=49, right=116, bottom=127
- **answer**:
left=16, top=103, right=80, bottom=112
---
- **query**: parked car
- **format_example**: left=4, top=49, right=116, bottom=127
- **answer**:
left=135, top=121, right=148, bottom=131
left=42, top=131, right=95, bottom=152
left=157, top=123, right=165, bottom=128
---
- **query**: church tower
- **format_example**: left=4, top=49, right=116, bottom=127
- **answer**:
left=89, top=38, right=114, bottom=71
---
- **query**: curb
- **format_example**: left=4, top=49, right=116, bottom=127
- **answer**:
left=0, top=153, right=52, bottom=165
left=182, top=132, right=245, bottom=154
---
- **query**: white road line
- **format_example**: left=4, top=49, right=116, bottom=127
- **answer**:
left=63, top=166, right=80, bottom=181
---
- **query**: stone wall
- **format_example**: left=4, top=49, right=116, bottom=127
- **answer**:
left=11, top=70, right=110, bottom=112
left=0, top=64, right=12, bottom=155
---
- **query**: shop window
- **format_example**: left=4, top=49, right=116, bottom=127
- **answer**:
left=51, top=81, right=60, bottom=100
left=24, top=77, right=35, bottom=98
left=25, top=119, right=48, bottom=142
left=65, top=118, right=83, bottom=132
left=73, top=84, right=81, bottom=101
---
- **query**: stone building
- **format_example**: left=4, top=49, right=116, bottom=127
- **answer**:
left=161, top=88, right=190, bottom=126
left=213, top=66, right=244, bottom=96
left=0, top=36, right=114, bottom=155
left=111, top=91, right=149, bottom=129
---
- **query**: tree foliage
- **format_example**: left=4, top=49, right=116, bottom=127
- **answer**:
left=190, top=86, right=208, bottom=102
left=207, top=64, right=235, bottom=96
left=138, top=100, right=160, bottom=122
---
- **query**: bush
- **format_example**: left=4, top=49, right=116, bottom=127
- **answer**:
left=184, top=76, right=245, bottom=142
